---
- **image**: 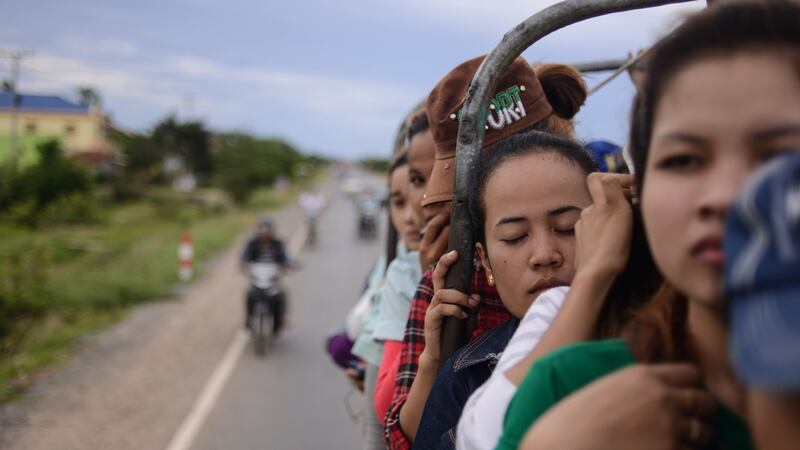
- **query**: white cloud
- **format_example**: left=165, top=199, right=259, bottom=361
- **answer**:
left=387, top=0, right=701, bottom=51
left=167, top=55, right=419, bottom=124
left=59, top=35, right=141, bottom=58
left=21, top=51, right=182, bottom=110
left=14, top=46, right=419, bottom=144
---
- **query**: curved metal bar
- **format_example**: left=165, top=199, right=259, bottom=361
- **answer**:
left=440, top=0, right=697, bottom=361
left=571, top=58, right=629, bottom=73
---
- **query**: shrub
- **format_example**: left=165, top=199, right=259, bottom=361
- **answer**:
left=214, top=135, right=302, bottom=203
left=359, top=157, right=390, bottom=173
left=38, top=193, right=104, bottom=226
left=0, top=241, right=51, bottom=339
left=4, top=140, right=94, bottom=226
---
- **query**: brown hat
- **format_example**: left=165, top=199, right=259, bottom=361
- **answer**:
left=422, top=56, right=553, bottom=206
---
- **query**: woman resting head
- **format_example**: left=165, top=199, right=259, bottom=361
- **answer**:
left=390, top=57, right=589, bottom=448
left=498, top=1, right=800, bottom=449
left=411, top=131, right=602, bottom=450
left=471, top=131, right=597, bottom=318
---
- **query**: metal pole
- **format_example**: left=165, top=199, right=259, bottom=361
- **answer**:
left=10, top=58, right=19, bottom=168
left=571, top=58, right=629, bottom=73
left=1, top=49, right=32, bottom=170
left=440, top=0, right=697, bottom=362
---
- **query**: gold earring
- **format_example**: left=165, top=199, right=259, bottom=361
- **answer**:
left=487, top=272, right=495, bottom=286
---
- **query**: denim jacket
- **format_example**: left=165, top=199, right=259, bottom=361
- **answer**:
left=412, top=318, right=519, bottom=450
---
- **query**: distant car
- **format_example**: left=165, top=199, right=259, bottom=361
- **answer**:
left=340, top=176, right=366, bottom=197
left=357, top=197, right=381, bottom=240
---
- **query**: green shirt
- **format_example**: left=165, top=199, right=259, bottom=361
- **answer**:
left=496, top=339, right=753, bottom=450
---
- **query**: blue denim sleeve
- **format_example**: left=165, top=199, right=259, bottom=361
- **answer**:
left=411, top=352, right=470, bottom=450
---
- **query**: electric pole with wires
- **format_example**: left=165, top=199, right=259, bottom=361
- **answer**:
left=1, top=48, right=34, bottom=170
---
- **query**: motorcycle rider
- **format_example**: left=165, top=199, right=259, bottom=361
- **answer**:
left=299, top=190, right=326, bottom=244
left=240, top=216, right=290, bottom=330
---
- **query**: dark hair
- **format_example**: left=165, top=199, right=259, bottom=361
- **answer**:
left=630, top=0, right=800, bottom=188
left=471, top=130, right=660, bottom=338
left=470, top=130, right=596, bottom=247
left=407, top=111, right=430, bottom=143
left=389, top=152, right=408, bottom=176
left=625, top=0, right=800, bottom=362
left=534, top=63, right=588, bottom=138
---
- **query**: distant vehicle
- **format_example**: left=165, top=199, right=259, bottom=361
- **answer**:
left=247, top=262, right=284, bottom=356
left=299, top=192, right=325, bottom=248
left=307, top=216, right=318, bottom=247
left=340, top=176, right=367, bottom=197
left=357, top=196, right=381, bottom=240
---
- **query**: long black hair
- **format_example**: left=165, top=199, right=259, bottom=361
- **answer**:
left=630, top=0, right=800, bottom=190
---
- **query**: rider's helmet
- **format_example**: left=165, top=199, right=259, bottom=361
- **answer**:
left=257, top=215, right=274, bottom=234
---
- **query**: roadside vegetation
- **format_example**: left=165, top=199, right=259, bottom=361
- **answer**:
left=358, top=157, right=390, bottom=173
left=0, top=116, right=327, bottom=401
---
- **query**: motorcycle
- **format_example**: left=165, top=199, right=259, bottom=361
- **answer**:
left=358, top=212, right=378, bottom=240
left=357, top=198, right=381, bottom=240
left=247, top=262, right=285, bottom=356
left=306, top=216, right=318, bottom=248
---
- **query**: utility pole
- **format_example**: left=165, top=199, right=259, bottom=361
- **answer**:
left=1, top=49, right=33, bottom=169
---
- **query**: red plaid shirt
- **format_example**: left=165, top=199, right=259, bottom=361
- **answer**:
left=383, top=263, right=510, bottom=449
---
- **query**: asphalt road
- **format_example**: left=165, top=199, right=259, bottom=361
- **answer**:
left=0, top=177, right=384, bottom=450
left=191, top=187, right=382, bottom=450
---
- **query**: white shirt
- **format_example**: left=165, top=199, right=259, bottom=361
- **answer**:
left=455, top=286, right=569, bottom=450
left=299, top=192, right=326, bottom=217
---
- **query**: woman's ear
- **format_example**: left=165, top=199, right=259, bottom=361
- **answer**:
left=475, top=242, right=492, bottom=275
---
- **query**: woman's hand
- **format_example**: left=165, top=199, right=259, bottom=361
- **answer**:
left=419, top=213, right=450, bottom=269
left=521, top=364, right=717, bottom=450
left=575, top=173, right=635, bottom=280
left=419, top=250, right=479, bottom=370
left=345, top=367, right=365, bottom=392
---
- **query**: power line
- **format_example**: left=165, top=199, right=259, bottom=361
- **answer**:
left=1, top=48, right=34, bottom=169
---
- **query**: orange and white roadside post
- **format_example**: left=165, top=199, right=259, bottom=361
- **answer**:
left=179, top=231, right=193, bottom=281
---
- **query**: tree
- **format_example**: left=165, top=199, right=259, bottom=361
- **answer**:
left=214, top=134, right=302, bottom=203
left=151, top=115, right=212, bottom=181
left=77, top=86, right=101, bottom=107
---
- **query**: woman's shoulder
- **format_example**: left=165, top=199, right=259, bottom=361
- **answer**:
left=532, top=339, right=635, bottom=383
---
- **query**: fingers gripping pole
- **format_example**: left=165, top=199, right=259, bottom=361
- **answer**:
left=439, top=0, right=697, bottom=363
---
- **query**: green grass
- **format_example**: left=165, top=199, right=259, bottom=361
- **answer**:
left=0, top=174, right=320, bottom=402
left=0, top=135, right=55, bottom=168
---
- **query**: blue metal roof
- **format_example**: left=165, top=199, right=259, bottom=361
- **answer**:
left=0, top=92, right=90, bottom=113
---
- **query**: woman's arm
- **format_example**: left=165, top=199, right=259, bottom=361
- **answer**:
left=517, top=364, right=716, bottom=450
left=398, top=250, right=476, bottom=443
left=505, top=173, right=635, bottom=385
left=504, top=270, right=616, bottom=384
left=749, top=390, right=800, bottom=450
left=456, top=287, right=567, bottom=450
left=375, top=340, right=403, bottom=422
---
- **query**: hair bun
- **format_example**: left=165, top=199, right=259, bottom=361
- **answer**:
left=535, top=63, right=587, bottom=120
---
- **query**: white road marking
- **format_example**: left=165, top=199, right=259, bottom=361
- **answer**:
left=163, top=330, right=248, bottom=450
left=164, top=223, right=309, bottom=450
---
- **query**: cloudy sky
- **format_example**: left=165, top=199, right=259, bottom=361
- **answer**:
left=1, top=0, right=703, bottom=158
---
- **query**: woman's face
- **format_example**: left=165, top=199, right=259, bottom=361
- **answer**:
left=390, top=164, right=422, bottom=251
left=407, top=130, right=436, bottom=228
left=642, top=51, right=800, bottom=307
left=477, top=151, right=591, bottom=319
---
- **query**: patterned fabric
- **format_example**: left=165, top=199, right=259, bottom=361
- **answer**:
left=383, top=263, right=511, bottom=449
